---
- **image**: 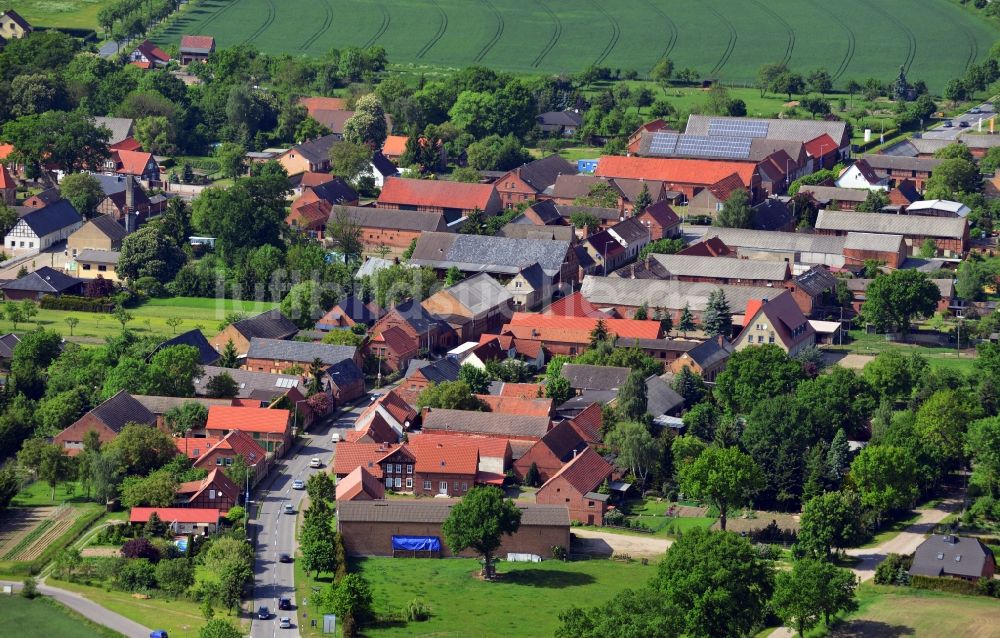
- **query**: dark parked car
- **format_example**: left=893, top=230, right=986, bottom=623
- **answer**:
left=279, top=553, right=292, bottom=563
left=278, top=597, right=292, bottom=610
left=257, top=606, right=270, bottom=620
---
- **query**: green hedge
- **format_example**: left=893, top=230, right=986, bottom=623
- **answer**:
left=40, top=296, right=114, bottom=313
left=0, top=506, right=104, bottom=575
left=910, top=574, right=980, bottom=595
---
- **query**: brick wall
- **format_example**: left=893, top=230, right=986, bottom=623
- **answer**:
left=339, top=519, right=570, bottom=557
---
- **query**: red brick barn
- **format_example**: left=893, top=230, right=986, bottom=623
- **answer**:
left=535, top=447, right=614, bottom=525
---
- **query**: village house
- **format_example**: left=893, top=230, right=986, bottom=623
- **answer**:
left=377, top=177, right=501, bottom=224
left=68, top=214, right=128, bottom=257
left=134, top=395, right=233, bottom=431
left=72, top=249, right=121, bottom=282
left=367, top=325, right=420, bottom=373
left=175, top=468, right=240, bottom=512
left=324, top=357, right=366, bottom=404
left=332, top=437, right=480, bottom=497
left=335, top=466, right=386, bottom=501
left=4, top=199, right=83, bottom=255
left=0, top=164, right=15, bottom=206
left=336, top=499, right=570, bottom=558
left=209, top=309, right=298, bottom=357
left=53, top=391, right=157, bottom=455
left=614, top=336, right=697, bottom=368
left=476, top=395, right=553, bottom=418
left=536, top=110, right=584, bottom=137
left=815, top=210, right=968, bottom=257
left=129, top=508, right=221, bottom=535
left=316, top=295, right=383, bottom=331
left=499, top=313, right=661, bottom=357
left=352, top=389, right=417, bottom=437
left=278, top=134, right=339, bottom=175
left=107, top=150, right=160, bottom=182
left=399, top=357, right=461, bottom=398
left=337, top=205, right=449, bottom=253
left=204, top=405, right=292, bottom=455
left=561, top=364, right=630, bottom=393
left=0, top=333, right=20, bottom=370
left=636, top=201, right=682, bottom=240
left=152, top=329, right=221, bottom=366
left=194, top=366, right=303, bottom=402
left=369, top=298, right=452, bottom=364
left=584, top=217, right=652, bottom=274
left=845, top=278, right=952, bottom=315
left=513, top=420, right=588, bottom=484
left=421, top=273, right=514, bottom=343
left=735, top=292, right=816, bottom=357
left=596, top=156, right=763, bottom=205
left=494, top=154, right=578, bottom=209
left=244, top=338, right=357, bottom=373
left=683, top=115, right=850, bottom=158
left=860, top=154, right=942, bottom=190
left=544, top=174, right=668, bottom=217
left=421, top=408, right=552, bottom=448
left=908, top=534, right=996, bottom=581
left=129, top=39, right=170, bottom=69
left=668, top=336, right=734, bottom=382
left=836, top=158, right=889, bottom=190
left=505, top=263, right=548, bottom=311
left=535, top=447, right=614, bottom=525
left=179, top=35, right=215, bottom=65
left=175, top=429, right=269, bottom=486
left=786, top=266, right=839, bottom=316
left=797, top=185, right=870, bottom=212
left=93, top=117, right=136, bottom=149
left=380, top=134, right=408, bottom=163
left=0, top=10, right=32, bottom=41
left=1, top=266, right=84, bottom=300
left=842, top=233, right=908, bottom=269
left=645, top=253, right=790, bottom=287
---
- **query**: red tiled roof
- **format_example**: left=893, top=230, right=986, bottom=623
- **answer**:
left=543, top=292, right=611, bottom=319
left=129, top=507, right=221, bottom=524
left=638, top=201, right=681, bottom=229
left=288, top=200, right=330, bottom=228
left=0, top=144, right=14, bottom=160
left=405, top=437, right=480, bottom=475
left=135, top=39, right=170, bottom=63
left=205, top=406, right=290, bottom=434
left=378, top=388, right=418, bottom=425
left=541, top=447, right=612, bottom=494
left=566, top=403, right=603, bottom=444
left=176, top=468, right=240, bottom=506
left=804, top=134, right=839, bottom=158
left=335, top=466, right=385, bottom=501
left=680, top=236, right=732, bottom=257
left=347, top=411, right=399, bottom=444
left=131, top=61, right=152, bottom=70
left=469, top=339, right=506, bottom=364
left=497, top=383, right=544, bottom=399
left=115, top=150, right=153, bottom=176
left=300, top=171, right=334, bottom=187
left=0, top=164, right=14, bottom=189
left=206, top=430, right=267, bottom=465
left=382, top=135, right=408, bottom=157
left=742, top=299, right=765, bottom=328
left=596, top=156, right=756, bottom=187
left=333, top=442, right=395, bottom=477
left=477, top=395, right=553, bottom=417
left=110, top=137, right=143, bottom=152
left=378, top=177, right=495, bottom=211
left=181, top=35, right=215, bottom=50
left=707, top=172, right=747, bottom=201
left=374, top=325, right=416, bottom=355
left=299, top=96, right=348, bottom=115
left=502, top=313, right=661, bottom=342
left=174, top=437, right=222, bottom=459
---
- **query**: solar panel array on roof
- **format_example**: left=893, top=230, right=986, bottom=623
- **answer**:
left=648, top=132, right=680, bottom=155
left=708, top=118, right=769, bottom=138
left=647, top=132, right=752, bottom=160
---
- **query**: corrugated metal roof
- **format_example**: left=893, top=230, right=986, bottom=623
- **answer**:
left=651, top=254, right=789, bottom=281
left=698, top=227, right=846, bottom=254
left=580, top=275, right=778, bottom=313
left=815, top=210, right=967, bottom=239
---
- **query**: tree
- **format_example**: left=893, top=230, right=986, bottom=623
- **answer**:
left=856, top=189, right=889, bottom=213
left=206, top=372, right=239, bottom=398
left=633, top=183, right=652, bottom=214
left=862, top=350, right=925, bottom=402
left=797, top=491, right=863, bottom=558
left=218, top=340, right=239, bottom=369
left=673, top=366, right=707, bottom=406
left=545, top=376, right=572, bottom=406
left=799, top=96, right=831, bottom=118
left=164, top=317, right=183, bottom=335
left=616, top=370, right=648, bottom=421
left=914, top=388, right=978, bottom=477
left=850, top=444, right=919, bottom=526
left=827, top=428, right=851, bottom=481
left=678, top=303, right=696, bottom=336
left=306, top=472, right=336, bottom=504
left=20, top=577, right=38, bottom=599
left=122, top=537, right=161, bottom=562
left=118, top=225, right=186, bottom=284
left=465, top=134, right=532, bottom=171
left=442, top=486, right=522, bottom=579
left=523, top=462, right=540, bottom=487
left=164, top=402, right=208, bottom=436
left=325, top=573, right=373, bottom=637
left=557, top=587, right=675, bottom=638
left=156, top=559, right=195, bottom=599
left=191, top=174, right=288, bottom=266
left=569, top=212, right=601, bottom=235
left=105, top=423, right=178, bottom=476
left=771, top=558, right=857, bottom=637
left=807, top=68, right=833, bottom=95
left=329, top=141, right=374, bottom=184
left=655, top=528, right=774, bottom=637
left=860, top=270, right=940, bottom=337
left=702, top=288, right=731, bottom=338
left=281, top=280, right=337, bottom=329
left=606, top=421, right=658, bottom=488
left=342, top=94, right=388, bottom=149
left=215, top=142, right=247, bottom=179
left=758, top=62, right=789, bottom=97
left=679, top=445, right=764, bottom=530
left=575, top=182, right=620, bottom=209
left=416, top=381, right=485, bottom=411
left=300, top=499, right=338, bottom=577
left=294, top=117, right=332, bottom=144
left=918, top=238, right=938, bottom=259
left=120, top=470, right=179, bottom=508
left=924, top=157, right=981, bottom=198
left=199, top=619, right=242, bottom=638
left=588, top=319, right=609, bottom=346
left=715, top=188, right=752, bottom=228
left=3, top=110, right=110, bottom=178
left=773, top=71, right=806, bottom=100
left=651, top=58, right=675, bottom=87
left=59, top=173, right=105, bottom=219
left=458, top=364, right=491, bottom=394
left=714, top=344, right=805, bottom=414
left=327, top=206, right=364, bottom=264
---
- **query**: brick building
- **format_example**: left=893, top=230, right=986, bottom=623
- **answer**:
left=53, top=391, right=157, bottom=455
left=377, top=177, right=501, bottom=224
left=535, top=447, right=614, bottom=525
left=495, top=154, right=577, bottom=209
left=512, top=420, right=587, bottom=483
left=209, top=309, right=298, bottom=357
left=815, top=210, right=968, bottom=257
left=175, top=468, right=239, bottom=512
left=498, top=314, right=661, bottom=357
left=204, top=405, right=292, bottom=456
left=244, top=338, right=357, bottom=374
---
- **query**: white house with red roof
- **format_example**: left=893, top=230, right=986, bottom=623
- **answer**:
left=129, top=507, right=222, bottom=534
left=129, top=39, right=170, bottom=69
left=835, top=158, right=889, bottom=191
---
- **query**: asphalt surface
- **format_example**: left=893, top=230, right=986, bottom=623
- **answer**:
left=920, top=102, right=995, bottom=140
left=0, top=579, right=152, bottom=638
left=247, top=400, right=366, bottom=638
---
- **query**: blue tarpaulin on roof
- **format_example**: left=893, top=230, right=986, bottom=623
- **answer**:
left=392, top=535, right=441, bottom=551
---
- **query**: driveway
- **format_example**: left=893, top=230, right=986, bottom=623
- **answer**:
left=0, top=580, right=152, bottom=638
left=571, top=529, right=672, bottom=559
left=247, top=398, right=367, bottom=638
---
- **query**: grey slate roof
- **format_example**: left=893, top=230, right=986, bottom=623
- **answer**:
left=336, top=205, right=448, bottom=232
left=512, top=154, right=578, bottom=193
left=679, top=338, right=733, bottom=369
left=0, top=333, right=21, bottom=359
left=152, top=329, right=220, bottom=366
left=195, top=366, right=301, bottom=399
left=513, top=262, right=546, bottom=291
left=610, top=217, right=648, bottom=244
left=291, top=134, right=340, bottom=165
left=556, top=204, right=622, bottom=222
left=76, top=249, right=119, bottom=265
left=815, top=210, right=967, bottom=239
left=16, top=200, right=82, bottom=237
left=684, top=115, right=847, bottom=145
left=645, top=374, right=684, bottom=416
left=326, top=358, right=364, bottom=388
left=751, top=198, right=794, bottom=231
left=370, top=152, right=398, bottom=178
left=522, top=200, right=565, bottom=225
left=441, top=273, right=512, bottom=317
left=131, top=395, right=232, bottom=414
left=412, top=357, right=461, bottom=384
left=89, top=390, right=157, bottom=432
left=84, top=214, right=129, bottom=244
left=310, top=179, right=358, bottom=205
left=392, top=298, right=450, bottom=335
left=337, top=499, right=569, bottom=526
left=581, top=275, right=779, bottom=314
left=499, top=223, right=576, bottom=242
left=537, top=110, right=584, bottom=127
left=697, top=227, right=846, bottom=255
left=93, top=117, right=134, bottom=145
left=798, top=185, right=870, bottom=203
left=909, top=535, right=994, bottom=579
left=843, top=232, right=906, bottom=252
left=232, top=309, right=298, bottom=340
left=1, top=266, right=80, bottom=294
left=650, top=254, right=789, bottom=282
left=247, top=337, right=356, bottom=365
left=422, top=408, right=551, bottom=438
left=793, top=266, right=838, bottom=297
left=860, top=154, right=943, bottom=172
left=561, top=364, right=630, bottom=391
left=409, top=232, right=570, bottom=277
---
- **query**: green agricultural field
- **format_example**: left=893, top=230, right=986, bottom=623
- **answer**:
left=0, top=0, right=108, bottom=30
left=4, top=595, right=124, bottom=638
left=151, top=0, right=998, bottom=91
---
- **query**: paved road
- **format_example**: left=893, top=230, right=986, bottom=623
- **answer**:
left=1, top=579, right=152, bottom=638
left=920, top=102, right=995, bottom=141
left=247, top=400, right=367, bottom=638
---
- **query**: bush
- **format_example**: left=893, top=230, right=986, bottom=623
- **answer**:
left=747, top=520, right=797, bottom=545
left=121, top=537, right=161, bottom=562
left=114, top=558, right=157, bottom=592
left=874, top=553, right=912, bottom=585
left=911, top=574, right=979, bottom=595
left=20, top=577, right=38, bottom=598
left=39, top=295, right=114, bottom=312
left=403, top=598, right=430, bottom=622
left=604, top=509, right=626, bottom=526
left=551, top=545, right=567, bottom=560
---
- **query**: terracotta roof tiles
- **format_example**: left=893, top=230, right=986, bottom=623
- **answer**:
left=596, top=156, right=756, bottom=187
left=378, top=177, right=495, bottom=211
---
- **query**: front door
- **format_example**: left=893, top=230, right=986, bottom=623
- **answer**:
left=439, top=481, right=448, bottom=495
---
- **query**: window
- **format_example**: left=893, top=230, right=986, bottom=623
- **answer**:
left=216, top=458, right=223, bottom=465
left=394, top=477, right=401, bottom=489
left=225, top=458, right=233, bottom=466
left=453, top=481, right=459, bottom=492
left=82, top=263, right=91, bottom=270
left=406, top=464, right=413, bottom=474
left=385, top=478, right=392, bottom=488
left=757, top=335, right=764, bottom=343
left=405, top=478, right=413, bottom=489
left=423, top=480, right=432, bottom=490
left=461, top=482, right=468, bottom=491
left=768, top=335, right=775, bottom=344
left=209, top=489, right=216, bottom=499
left=747, top=336, right=753, bottom=344
left=588, top=501, right=595, bottom=507
left=395, top=463, right=402, bottom=474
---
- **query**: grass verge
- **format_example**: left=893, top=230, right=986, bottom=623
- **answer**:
left=3, top=593, right=126, bottom=638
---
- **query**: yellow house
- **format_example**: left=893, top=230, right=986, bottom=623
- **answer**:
left=67, top=215, right=128, bottom=257
left=70, top=249, right=121, bottom=282
left=0, top=10, right=31, bottom=41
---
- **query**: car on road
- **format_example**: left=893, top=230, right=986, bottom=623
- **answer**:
left=278, top=597, right=292, bottom=610
left=257, top=606, right=270, bottom=620
left=331, top=431, right=341, bottom=443
left=970, top=107, right=981, bottom=114
left=279, top=617, right=292, bottom=629
left=960, top=121, right=970, bottom=128
left=369, top=392, right=382, bottom=402
left=310, top=457, right=322, bottom=468
left=943, top=120, right=953, bottom=127
left=292, top=479, right=304, bottom=490
left=279, top=552, right=292, bottom=563
left=283, top=503, right=294, bottom=514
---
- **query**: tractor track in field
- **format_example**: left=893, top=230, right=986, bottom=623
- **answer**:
left=867, top=0, right=916, bottom=74
left=361, top=3, right=391, bottom=49
left=473, top=0, right=504, bottom=63
left=299, top=0, right=334, bottom=51
left=589, top=0, right=621, bottom=67
left=703, top=0, right=736, bottom=76
left=640, top=0, right=677, bottom=70
left=415, top=0, right=447, bottom=59
left=749, top=0, right=794, bottom=68
left=532, top=0, right=563, bottom=68
left=243, top=0, right=276, bottom=45
left=196, top=0, right=241, bottom=33
left=812, top=0, right=855, bottom=80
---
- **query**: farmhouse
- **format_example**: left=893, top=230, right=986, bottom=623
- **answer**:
left=909, top=534, right=996, bottom=581
left=336, top=499, right=571, bottom=558
left=694, top=228, right=846, bottom=267
left=0, top=10, right=32, bottom=41
left=244, top=338, right=357, bottom=373
left=513, top=420, right=587, bottom=483
left=336, top=467, right=386, bottom=501
left=129, top=508, right=221, bottom=535
left=72, top=249, right=121, bottom=282
left=129, top=39, right=170, bottom=69
left=735, top=292, right=816, bottom=356
left=683, top=115, right=850, bottom=158
left=316, top=295, right=383, bottom=331
left=408, top=232, right=577, bottom=286
left=4, top=199, right=83, bottom=255
left=180, top=35, right=215, bottom=64
left=175, top=468, right=240, bottom=512
left=499, top=313, right=661, bottom=357
left=336, top=205, right=449, bottom=252
left=278, top=134, right=339, bottom=175
left=204, top=405, right=292, bottom=455
left=814, top=210, right=968, bottom=257
left=535, top=447, right=614, bottom=525
left=369, top=298, right=452, bottom=360
left=1, top=266, right=83, bottom=300
left=421, top=408, right=552, bottom=443
left=668, top=336, right=734, bottom=382
left=646, top=253, right=790, bottom=287
left=495, top=154, right=577, bottom=209
left=68, top=214, right=129, bottom=257
left=536, top=110, right=583, bottom=136
left=860, top=154, right=943, bottom=190
left=595, top=156, right=762, bottom=204
left=377, top=177, right=501, bottom=223
left=421, top=273, right=514, bottom=343
left=53, top=391, right=157, bottom=455
left=209, top=309, right=298, bottom=356
left=194, top=366, right=302, bottom=401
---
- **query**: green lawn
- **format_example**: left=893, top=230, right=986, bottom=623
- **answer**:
left=826, top=329, right=977, bottom=373
left=150, top=0, right=997, bottom=91
left=0, top=297, right=277, bottom=341
left=0, top=0, right=110, bottom=30
left=11, top=481, right=88, bottom=507
left=2, top=594, right=125, bottom=638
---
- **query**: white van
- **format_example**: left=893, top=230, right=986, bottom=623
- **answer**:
left=331, top=432, right=341, bottom=443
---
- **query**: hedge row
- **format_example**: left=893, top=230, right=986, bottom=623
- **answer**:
left=40, top=296, right=114, bottom=312
left=0, top=506, right=104, bottom=575
left=910, top=574, right=981, bottom=596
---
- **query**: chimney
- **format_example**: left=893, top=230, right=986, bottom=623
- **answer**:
left=125, top=175, right=135, bottom=213
left=717, top=334, right=724, bottom=347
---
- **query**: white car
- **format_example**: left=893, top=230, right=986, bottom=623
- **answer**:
left=292, top=479, right=304, bottom=490
left=331, top=432, right=341, bottom=443
left=279, top=617, right=292, bottom=629
left=309, top=457, right=322, bottom=468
